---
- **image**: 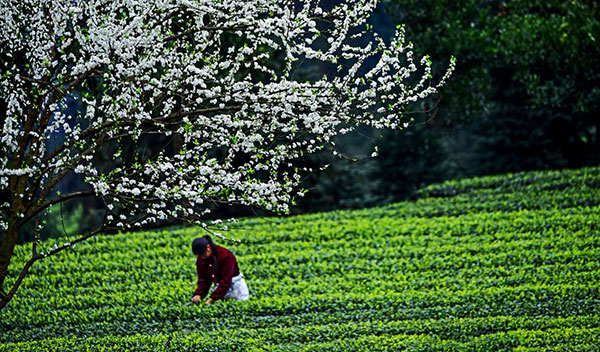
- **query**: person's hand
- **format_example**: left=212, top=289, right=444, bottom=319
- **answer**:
left=191, top=295, right=201, bottom=304
left=205, top=298, right=215, bottom=305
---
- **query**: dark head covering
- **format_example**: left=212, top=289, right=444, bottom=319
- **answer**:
left=192, top=236, right=212, bottom=256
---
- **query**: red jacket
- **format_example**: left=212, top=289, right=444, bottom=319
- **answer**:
left=194, top=245, right=240, bottom=300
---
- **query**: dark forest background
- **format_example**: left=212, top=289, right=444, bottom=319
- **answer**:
left=298, top=0, right=600, bottom=211
left=18, top=0, right=600, bottom=243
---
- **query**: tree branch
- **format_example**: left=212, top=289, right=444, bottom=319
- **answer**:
left=62, top=67, right=97, bottom=94
left=0, top=253, right=42, bottom=310
left=162, top=25, right=250, bottom=42
left=0, top=224, right=105, bottom=310
left=19, top=190, right=95, bottom=227
left=159, top=105, right=243, bottom=121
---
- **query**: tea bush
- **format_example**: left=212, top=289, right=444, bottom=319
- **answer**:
left=1, top=167, right=599, bottom=351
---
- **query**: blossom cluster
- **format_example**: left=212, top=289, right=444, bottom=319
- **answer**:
left=0, top=0, right=455, bottom=233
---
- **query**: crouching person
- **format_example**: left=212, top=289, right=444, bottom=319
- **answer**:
left=191, top=235, right=250, bottom=304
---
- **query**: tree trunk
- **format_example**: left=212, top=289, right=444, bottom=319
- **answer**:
left=0, top=217, right=20, bottom=296
left=1, top=174, right=26, bottom=297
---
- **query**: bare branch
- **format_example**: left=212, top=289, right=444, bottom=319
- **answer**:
left=0, top=224, right=105, bottom=310
left=20, top=190, right=95, bottom=227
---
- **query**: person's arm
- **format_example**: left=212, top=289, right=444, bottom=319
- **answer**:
left=193, top=263, right=211, bottom=299
left=209, top=253, right=236, bottom=300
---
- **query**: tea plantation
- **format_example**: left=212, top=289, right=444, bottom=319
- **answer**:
left=1, top=167, right=599, bottom=351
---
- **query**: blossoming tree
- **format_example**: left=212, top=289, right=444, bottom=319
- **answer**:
left=0, top=0, right=455, bottom=309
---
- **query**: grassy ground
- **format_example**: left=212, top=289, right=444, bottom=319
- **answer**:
left=1, top=167, right=599, bottom=351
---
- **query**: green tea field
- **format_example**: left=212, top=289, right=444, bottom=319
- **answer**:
left=1, top=167, right=599, bottom=351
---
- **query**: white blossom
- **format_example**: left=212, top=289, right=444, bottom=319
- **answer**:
left=0, top=0, right=454, bottom=235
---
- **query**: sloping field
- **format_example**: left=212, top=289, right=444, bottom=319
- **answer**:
left=1, top=167, right=599, bottom=351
